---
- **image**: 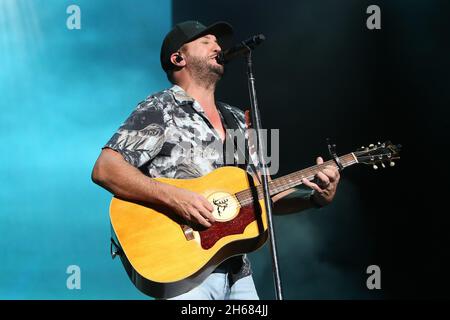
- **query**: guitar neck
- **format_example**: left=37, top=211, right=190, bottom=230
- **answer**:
left=268, top=153, right=358, bottom=196
left=236, top=153, right=358, bottom=204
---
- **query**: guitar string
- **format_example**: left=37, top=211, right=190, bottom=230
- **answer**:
left=215, top=158, right=352, bottom=207
left=207, top=149, right=395, bottom=210
left=209, top=156, right=359, bottom=209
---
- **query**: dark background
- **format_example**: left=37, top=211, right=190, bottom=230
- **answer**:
left=173, top=0, right=450, bottom=299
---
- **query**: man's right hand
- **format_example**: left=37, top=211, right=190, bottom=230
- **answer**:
left=166, top=186, right=215, bottom=228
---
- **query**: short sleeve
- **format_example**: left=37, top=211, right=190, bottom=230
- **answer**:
left=103, top=97, right=166, bottom=168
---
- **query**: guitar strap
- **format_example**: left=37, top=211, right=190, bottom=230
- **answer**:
left=216, top=102, right=260, bottom=181
left=244, top=110, right=262, bottom=184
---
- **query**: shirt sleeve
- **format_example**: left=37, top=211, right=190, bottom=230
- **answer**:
left=103, top=97, right=166, bottom=168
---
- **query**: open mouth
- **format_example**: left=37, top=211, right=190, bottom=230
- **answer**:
left=211, top=55, right=223, bottom=65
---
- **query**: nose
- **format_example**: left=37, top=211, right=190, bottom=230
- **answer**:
left=212, top=42, right=222, bottom=53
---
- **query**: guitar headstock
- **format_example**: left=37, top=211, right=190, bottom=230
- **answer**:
left=354, top=141, right=401, bottom=169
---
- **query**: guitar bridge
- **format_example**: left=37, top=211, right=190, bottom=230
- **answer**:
left=181, top=225, right=195, bottom=241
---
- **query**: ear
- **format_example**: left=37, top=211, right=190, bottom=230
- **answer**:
left=170, top=52, right=185, bottom=68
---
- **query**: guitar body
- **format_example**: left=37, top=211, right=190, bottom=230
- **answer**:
left=109, top=166, right=268, bottom=299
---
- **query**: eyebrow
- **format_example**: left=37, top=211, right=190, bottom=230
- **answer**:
left=202, top=35, right=218, bottom=43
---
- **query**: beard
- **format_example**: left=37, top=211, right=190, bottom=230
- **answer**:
left=186, top=54, right=224, bottom=89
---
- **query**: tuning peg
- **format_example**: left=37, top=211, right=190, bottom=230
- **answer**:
left=381, top=163, right=386, bottom=168
left=369, top=144, right=374, bottom=148
left=390, top=161, right=395, bottom=167
left=377, top=142, right=381, bottom=145
left=373, top=164, right=378, bottom=170
left=361, top=146, right=365, bottom=149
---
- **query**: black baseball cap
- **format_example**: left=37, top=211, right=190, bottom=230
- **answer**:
left=160, top=20, right=233, bottom=72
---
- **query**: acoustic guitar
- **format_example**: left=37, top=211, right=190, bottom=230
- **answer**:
left=109, top=141, right=400, bottom=298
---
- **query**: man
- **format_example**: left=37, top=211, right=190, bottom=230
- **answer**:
left=91, top=20, right=340, bottom=300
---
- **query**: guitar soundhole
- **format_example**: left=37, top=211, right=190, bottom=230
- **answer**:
left=198, top=202, right=261, bottom=250
left=207, top=192, right=239, bottom=222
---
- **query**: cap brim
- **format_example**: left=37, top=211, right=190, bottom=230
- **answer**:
left=186, top=21, right=234, bottom=50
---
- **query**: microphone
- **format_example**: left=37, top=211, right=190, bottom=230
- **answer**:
left=217, top=34, right=266, bottom=64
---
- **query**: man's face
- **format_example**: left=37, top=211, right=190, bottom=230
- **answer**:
left=182, top=34, right=224, bottom=79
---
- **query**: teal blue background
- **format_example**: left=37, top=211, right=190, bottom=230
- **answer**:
left=0, top=0, right=171, bottom=299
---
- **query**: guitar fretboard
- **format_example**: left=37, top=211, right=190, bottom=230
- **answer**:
left=235, top=153, right=357, bottom=206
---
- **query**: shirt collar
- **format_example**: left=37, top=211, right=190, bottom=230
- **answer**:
left=169, top=85, right=195, bottom=105
left=169, top=84, right=208, bottom=115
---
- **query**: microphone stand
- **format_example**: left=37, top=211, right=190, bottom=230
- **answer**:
left=245, top=47, right=284, bottom=300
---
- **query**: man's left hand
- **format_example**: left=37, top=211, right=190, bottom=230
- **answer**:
left=302, top=156, right=340, bottom=207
